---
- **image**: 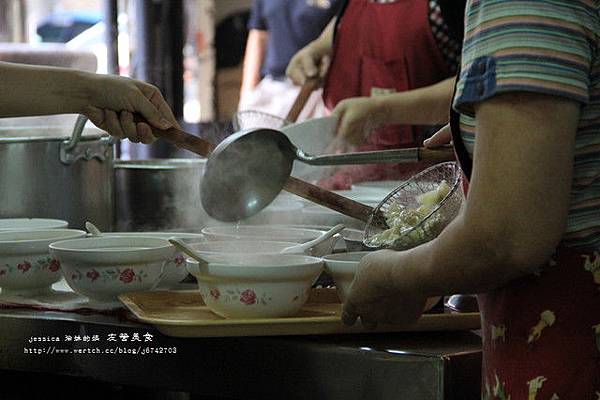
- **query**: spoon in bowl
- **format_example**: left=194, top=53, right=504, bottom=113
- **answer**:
left=85, top=221, right=102, bottom=237
left=280, top=224, right=345, bottom=254
left=168, top=238, right=211, bottom=265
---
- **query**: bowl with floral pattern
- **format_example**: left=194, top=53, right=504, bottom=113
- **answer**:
left=186, top=254, right=323, bottom=319
left=94, top=232, right=204, bottom=288
left=0, top=229, right=86, bottom=295
left=49, top=236, right=174, bottom=307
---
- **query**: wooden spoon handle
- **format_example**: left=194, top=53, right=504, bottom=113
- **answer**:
left=283, top=176, right=374, bottom=223
left=285, top=78, right=320, bottom=123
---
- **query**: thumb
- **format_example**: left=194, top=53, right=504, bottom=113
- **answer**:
left=423, top=124, right=452, bottom=148
left=301, top=53, right=318, bottom=79
left=319, top=55, right=331, bottom=78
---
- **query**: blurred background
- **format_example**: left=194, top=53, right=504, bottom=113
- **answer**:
left=0, top=0, right=253, bottom=158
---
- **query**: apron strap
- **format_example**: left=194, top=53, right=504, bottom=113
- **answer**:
left=449, top=70, right=473, bottom=180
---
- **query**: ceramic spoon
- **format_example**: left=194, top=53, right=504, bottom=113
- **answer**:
left=168, top=238, right=210, bottom=265
left=280, top=224, right=345, bottom=254
left=85, top=221, right=102, bottom=236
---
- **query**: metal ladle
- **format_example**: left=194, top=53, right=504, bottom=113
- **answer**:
left=200, top=128, right=454, bottom=222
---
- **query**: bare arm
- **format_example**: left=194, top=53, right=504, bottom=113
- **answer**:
left=0, top=61, right=179, bottom=143
left=286, top=17, right=336, bottom=85
left=414, top=92, right=578, bottom=294
left=333, top=77, right=456, bottom=145
left=0, top=61, right=99, bottom=117
left=342, top=92, right=580, bottom=326
left=378, top=77, right=455, bottom=125
left=240, top=29, right=269, bottom=97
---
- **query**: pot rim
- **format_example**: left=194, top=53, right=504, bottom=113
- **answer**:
left=113, top=158, right=207, bottom=170
left=0, top=125, right=107, bottom=143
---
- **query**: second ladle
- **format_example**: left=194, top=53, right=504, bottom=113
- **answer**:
left=200, top=128, right=454, bottom=222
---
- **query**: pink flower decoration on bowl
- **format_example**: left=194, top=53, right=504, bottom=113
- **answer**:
left=86, top=269, right=99, bottom=281
left=17, top=262, right=31, bottom=273
left=48, top=259, right=61, bottom=272
left=119, top=268, right=135, bottom=284
left=239, top=289, right=256, bottom=305
left=174, top=254, right=185, bottom=266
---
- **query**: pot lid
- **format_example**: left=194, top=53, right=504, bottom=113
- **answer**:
left=0, top=114, right=107, bottom=142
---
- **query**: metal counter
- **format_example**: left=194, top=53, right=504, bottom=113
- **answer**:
left=0, top=308, right=481, bottom=399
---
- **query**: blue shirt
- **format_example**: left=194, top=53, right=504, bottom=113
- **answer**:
left=248, top=0, right=342, bottom=78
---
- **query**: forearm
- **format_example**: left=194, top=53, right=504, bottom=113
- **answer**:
left=310, top=17, right=336, bottom=57
left=377, top=77, right=455, bottom=125
left=240, top=30, right=268, bottom=93
left=399, top=215, right=529, bottom=297
left=392, top=93, right=579, bottom=297
left=0, top=61, right=94, bottom=117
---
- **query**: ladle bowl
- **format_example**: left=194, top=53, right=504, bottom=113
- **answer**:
left=200, top=128, right=454, bottom=222
left=200, top=129, right=295, bottom=222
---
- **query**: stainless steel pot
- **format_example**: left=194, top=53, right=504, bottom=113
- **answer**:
left=114, top=158, right=207, bottom=231
left=0, top=115, right=114, bottom=230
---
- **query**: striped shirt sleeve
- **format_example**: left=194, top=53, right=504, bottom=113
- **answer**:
left=453, top=0, right=598, bottom=116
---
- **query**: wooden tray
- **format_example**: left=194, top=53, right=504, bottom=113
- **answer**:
left=119, top=289, right=480, bottom=338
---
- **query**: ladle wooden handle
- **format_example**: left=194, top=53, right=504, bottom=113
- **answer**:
left=284, top=176, right=375, bottom=223
left=145, top=124, right=215, bottom=157
left=285, top=78, right=320, bottom=123
left=140, top=117, right=380, bottom=224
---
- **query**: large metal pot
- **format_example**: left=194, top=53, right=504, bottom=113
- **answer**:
left=0, top=115, right=114, bottom=230
left=114, top=158, right=207, bottom=231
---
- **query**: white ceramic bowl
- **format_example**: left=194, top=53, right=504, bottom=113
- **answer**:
left=352, top=180, right=404, bottom=192
left=0, top=218, right=68, bottom=232
left=242, top=194, right=306, bottom=225
left=201, top=225, right=334, bottom=256
left=49, top=236, right=174, bottom=306
left=201, top=225, right=321, bottom=242
left=333, top=190, right=388, bottom=206
left=281, top=116, right=337, bottom=180
left=301, top=205, right=365, bottom=230
left=189, top=240, right=306, bottom=263
left=0, top=229, right=86, bottom=295
left=322, top=252, right=370, bottom=302
left=268, top=224, right=352, bottom=253
left=186, top=254, right=323, bottom=319
left=323, top=251, right=440, bottom=310
left=95, top=232, right=204, bottom=288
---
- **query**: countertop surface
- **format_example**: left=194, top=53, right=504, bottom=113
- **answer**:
left=0, top=292, right=482, bottom=400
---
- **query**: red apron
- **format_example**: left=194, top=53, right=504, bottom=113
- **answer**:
left=450, top=103, right=600, bottom=399
left=320, top=0, right=452, bottom=190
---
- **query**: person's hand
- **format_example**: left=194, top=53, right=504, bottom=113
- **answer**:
left=341, top=250, right=427, bottom=329
left=332, top=96, right=388, bottom=147
left=286, top=41, right=331, bottom=86
left=81, top=74, right=179, bottom=144
left=423, top=124, right=452, bottom=148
